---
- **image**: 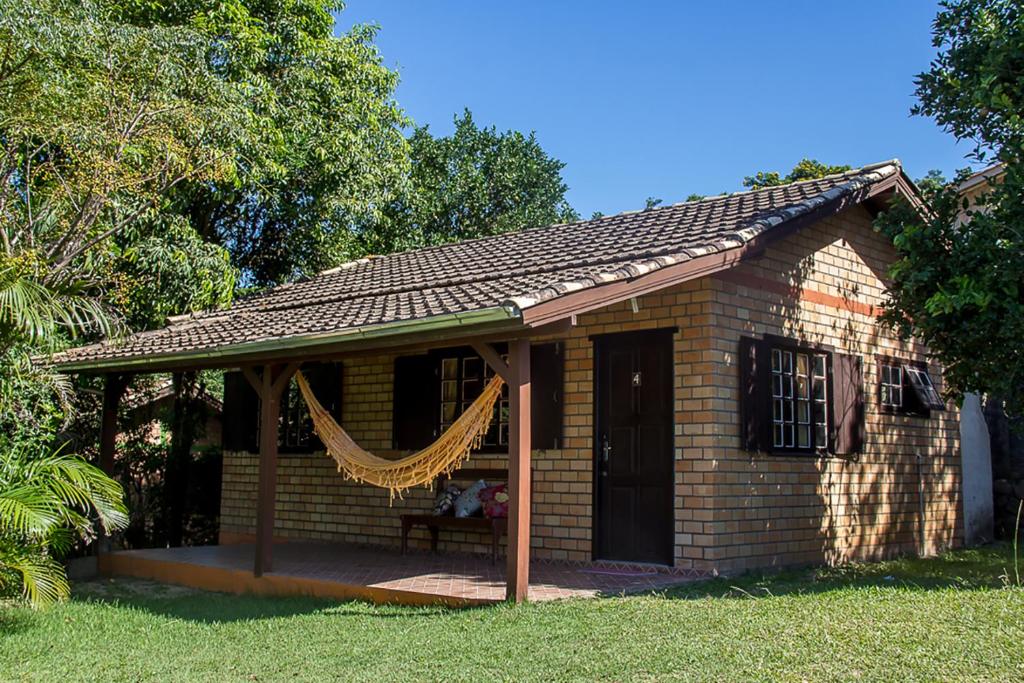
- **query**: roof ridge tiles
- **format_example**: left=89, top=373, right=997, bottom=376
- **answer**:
left=357, top=160, right=901, bottom=260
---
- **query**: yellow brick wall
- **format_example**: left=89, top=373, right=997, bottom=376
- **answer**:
left=219, top=204, right=962, bottom=572
left=702, top=204, right=961, bottom=573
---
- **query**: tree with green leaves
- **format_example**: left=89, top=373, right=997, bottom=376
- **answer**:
left=114, top=0, right=411, bottom=286
left=0, top=0, right=240, bottom=584
left=874, top=0, right=1024, bottom=416
left=352, top=110, right=578, bottom=256
left=0, top=0, right=239, bottom=432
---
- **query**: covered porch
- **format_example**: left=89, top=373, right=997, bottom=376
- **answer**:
left=92, top=333, right=547, bottom=603
left=98, top=542, right=700, bottom=606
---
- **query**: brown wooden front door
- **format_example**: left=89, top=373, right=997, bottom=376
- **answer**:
left=595, top=329, right=674, bottom=564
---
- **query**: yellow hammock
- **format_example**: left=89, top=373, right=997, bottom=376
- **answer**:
left=295, top=371, right=505, bottom=503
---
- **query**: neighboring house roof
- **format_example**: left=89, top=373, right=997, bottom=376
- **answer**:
left=123, top=378, right=224, bottom=413
left=52, top=160, right=917, bottom=372
left=958, top=162, right=1005, bottom=194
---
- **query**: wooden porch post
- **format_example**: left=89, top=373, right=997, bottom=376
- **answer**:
left=246, top=363, right=298, bottom=577
left=506, top=339, right=531, bottom=602
left=99, top=373, right=129, bottom=476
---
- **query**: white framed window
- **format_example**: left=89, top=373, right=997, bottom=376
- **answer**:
left=771, top=346, right=829, bottom=451
left=904, top=365, right=945, bottom=411
left=880, top=363, right=903, bottom=409
left=439, top=351, right=509, bottom=448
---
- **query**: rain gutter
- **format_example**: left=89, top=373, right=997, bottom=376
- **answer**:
left=55, top=305, right=520, bottom=372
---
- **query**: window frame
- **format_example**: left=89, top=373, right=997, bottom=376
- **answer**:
left=434, top=346, right=510, bottom=454
left=764, top=335, right=833, bottom=456
left=252, top=366, right=338, bottom=455
left=878, top=361, right=904, bottom=411
left=904, top=364, right=945, bottom=412
left=875, top=355, right=943, bottom=417
left=278, top=378, right=317, bottom=453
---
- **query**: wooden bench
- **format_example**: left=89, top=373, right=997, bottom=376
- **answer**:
left=400, top=468, right=508, bottom=564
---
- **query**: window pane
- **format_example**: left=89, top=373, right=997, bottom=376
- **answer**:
left=797, top=353, right=808, bottom=375
left=773, top=424, right=783, bottom=447
left=773, top=399, right=783, bottom=421
left=797, top=425, right=810, bottom=448
left=815, top=424, right=827, bottom=446
left=798, top=401, right=810, bottom=424
left=441, top=402, right=457, bottom=422
left=463, top=356, right=481, bottom=378
left=797, top=376, right=809, bottom=399
left=462, top=378, right=480, bottom=400
left=783, top=351, right=793, bottom=374
left=441, top=380, right=457, bottom=401
left=441, top=358, right=458, bottom=379
left=772, top=349, right=781, bottom=371
left=813, top=355, right=826, bottom=377
left=772, top=374, right=783, bottom=397
left=811, top=378, right=823, bottom=400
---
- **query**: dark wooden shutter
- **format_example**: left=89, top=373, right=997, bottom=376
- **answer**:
left=303, top=362, right=343, bottom=450
left=530, top=342, right=564, bottom=449
left=738, top=336, right=770, bottom=452
left=393, top=354, right=437, bottom=450
left=222, top=370, right=258, bottom=453
left=830, top=352, right=864, bottom=455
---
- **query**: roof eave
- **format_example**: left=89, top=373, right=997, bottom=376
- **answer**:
left=53, top=306, right=520, bottom=373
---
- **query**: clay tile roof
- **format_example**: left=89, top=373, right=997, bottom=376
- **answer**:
left=52, top=160, right=905, bottom=371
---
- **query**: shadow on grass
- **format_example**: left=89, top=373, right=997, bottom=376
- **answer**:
left=651, top=544, right=1019, bottom=602
left=68, top=578, right=467, bottom=624
left=55, top=545, right=1019, bottom=624
left=0, top=606, right=36, bottom=637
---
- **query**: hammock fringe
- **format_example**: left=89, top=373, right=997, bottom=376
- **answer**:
left=296, top=371, right=505, bottom=504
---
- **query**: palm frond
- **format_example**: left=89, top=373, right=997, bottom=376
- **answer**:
left=0, top=485, right=62, bottom=536
left=0, top=446, right=128, bottom=607
left=0, top=259, right=120, bottom=346
left=0, top=543, right=70, bottom=606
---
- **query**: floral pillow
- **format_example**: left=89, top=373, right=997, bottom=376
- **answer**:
left=432, top=484, right=462, bottom=516
left=453, top=479, right=488, bottom=518
left=478, top=483, right=509, bottom=519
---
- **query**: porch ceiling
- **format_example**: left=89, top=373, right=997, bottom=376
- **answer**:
left=50, top=161, right=917, bottom=373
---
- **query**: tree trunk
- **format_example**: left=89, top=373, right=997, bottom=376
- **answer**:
left=165, top=371, right=201, bottom=547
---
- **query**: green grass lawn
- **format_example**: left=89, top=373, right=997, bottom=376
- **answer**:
left=2, top=546, right=1022, bottom=682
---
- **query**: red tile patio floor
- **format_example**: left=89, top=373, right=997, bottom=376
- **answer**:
left=98, top=542, right=704, bottom=606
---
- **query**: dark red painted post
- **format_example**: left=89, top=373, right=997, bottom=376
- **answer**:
left=506, top=338, right=531, bottom=602
left=250, top=363, right=297, bottom=577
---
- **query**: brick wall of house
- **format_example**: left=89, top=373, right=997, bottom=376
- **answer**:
left=702, top=204, right=962, bottom=573
left=219, top=204, right=962, bottom=572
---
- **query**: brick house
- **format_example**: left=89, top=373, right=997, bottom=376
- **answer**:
left=54, top=160, right=962, bottom=603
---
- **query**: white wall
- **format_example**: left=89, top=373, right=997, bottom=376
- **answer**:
left=960, top=393, right=994, bottom=545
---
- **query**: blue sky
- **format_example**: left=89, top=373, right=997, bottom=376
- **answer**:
left=337, top=1, right=969, bottom=219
